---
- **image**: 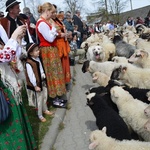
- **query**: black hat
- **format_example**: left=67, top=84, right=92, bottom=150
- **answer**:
left=19, top=13, right=28, bottom=19
left=6, top=0, right=21, bottom=12
left=26, top=43, right=39, bottom=54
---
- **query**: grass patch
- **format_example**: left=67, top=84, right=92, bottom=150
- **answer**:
left=51, top=146, right=56, bottom=150
left=66, top=102, right=71, bottom=110
left=58, top=122, right=65, bottom=131
left=21, top=87, right=55, bottom=149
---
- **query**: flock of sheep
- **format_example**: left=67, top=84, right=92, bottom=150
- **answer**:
left=80, top=24, right=150, bottom=149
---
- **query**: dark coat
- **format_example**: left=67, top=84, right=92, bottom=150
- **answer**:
left=73, top=14, right=83, bottom=34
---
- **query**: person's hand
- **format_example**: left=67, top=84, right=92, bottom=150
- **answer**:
left=34, top=86, right=41, bottom=92
left=60, top=33, right=66, bottom=38
left=30, top=23, right=36, bottom=28
left=11, top=25, right=27, bottom=42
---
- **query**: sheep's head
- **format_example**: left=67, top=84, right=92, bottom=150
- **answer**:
left=92, top=72, right=99, bottom=83
left=111, top=56, right=128, bottom=63
left=110, top=65, right=127, bottom=81
left=110, top=86, right=121, bottom=99
left=86, top=93, right=96, bottom=106
left=144, top=105, right=150, bottom=118
left=110, top=86, right=131, bottom=104
left=82, top=60, right=90, bottom=73
left=110, top=65, right=122, bottom=80
left=128, top=49, right=148, bottom=66
left=89, top=127, right=107, bottom=150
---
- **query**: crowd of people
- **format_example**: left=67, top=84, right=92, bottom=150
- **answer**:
left=92, top=15, right=150, bottom=33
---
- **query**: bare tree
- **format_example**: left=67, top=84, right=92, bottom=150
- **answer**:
left=129, top=0, right=132, bottom=10
left=63, top=0, right=84, bottom=16
left=109, top=0, right=127, bottom=14
left=108, top=0, right=128, bottom=22
left=92, top=0, right=109, bottom=19
left=93, top=0, right=128, bottom=22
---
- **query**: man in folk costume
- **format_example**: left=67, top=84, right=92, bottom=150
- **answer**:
left=0, top=0, right=33, bottom=43
left=0, top=0, right=33, bottom=90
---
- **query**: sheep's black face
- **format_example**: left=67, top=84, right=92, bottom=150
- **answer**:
left=85, top=43, right=89, bottom=52
left=110, top=67, right=121, bottom=80
left=112, top=35, right=123, bottom=44
left=82, top=60, right=90, bottom=73
left=106, top=80, right=119, bottom=89
left=86, top=93, right=96, bottom=106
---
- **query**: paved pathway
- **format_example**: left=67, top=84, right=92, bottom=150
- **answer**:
left=53, top=64, right=98, bottom=150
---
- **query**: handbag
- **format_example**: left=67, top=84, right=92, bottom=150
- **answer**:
left=0, top=88, right=10, bottom=123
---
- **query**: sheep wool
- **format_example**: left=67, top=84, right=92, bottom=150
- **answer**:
left=89, top=127, right=150, bottom=150
left=110, top=86, right=150, bottom=141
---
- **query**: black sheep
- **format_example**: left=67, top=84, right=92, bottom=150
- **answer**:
left=113, top=35, right=136, bottom=58
left=87, top=93, right=131, bottom=141
left=86, top=85, right=119, bottom=113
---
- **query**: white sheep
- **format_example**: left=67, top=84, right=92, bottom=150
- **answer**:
left=86, top=33, right=101, bottom=43
left=135, top=38, right=150, bottom=52
left=92, top=71, right=110, bottom=86
left=110, top=86, right=150, bottom=141
left=101, top=42, right=116, bottom=61
left=112, top=56, right=128, bottom=63
left=128, top=49, right=150, bottom=68
left=98, top=34, right=116, bottom=61
left=82, top=60, right=116, bottom=76
left=111, top=63, right=150, bottom=89
left=89, top=127, right=150, bottom=150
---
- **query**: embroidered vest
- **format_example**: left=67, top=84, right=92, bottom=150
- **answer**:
left=25, top=58, right=43, bottom=91
left=0, top=15, right=29, bottom=43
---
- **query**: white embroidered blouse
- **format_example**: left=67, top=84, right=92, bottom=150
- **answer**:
left=0, top=39, right=20, bottom=62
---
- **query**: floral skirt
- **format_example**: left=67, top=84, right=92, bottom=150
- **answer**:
left=39, top=46, right=66, bottom=98
left=0, top=81, right=37, bottom=150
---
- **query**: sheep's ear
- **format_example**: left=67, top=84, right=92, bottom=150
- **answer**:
left=93, top=75, right=98, bottom=80
left=89, top=141, right=98, bottom=149
left=140, top=50, right=148, bottom=58
left=122, top=66, right=127, bottom=73
left=102, top=126, right=107, bottom=133
left=111, top=88, right=119, bottom=98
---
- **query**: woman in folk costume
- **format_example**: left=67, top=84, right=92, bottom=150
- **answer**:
left=51, top=5, right=71, bottom=85
left=36, top=2, right=67, bottom=107
left=0, top=25, right=37, bottom=149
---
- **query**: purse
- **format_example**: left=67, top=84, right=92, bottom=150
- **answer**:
left=0, top=88, right=10, bottom=123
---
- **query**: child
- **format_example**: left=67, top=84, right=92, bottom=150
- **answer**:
left=69, top=32, right=85, bottom=64
left=25, top=43, right=54, bottom=122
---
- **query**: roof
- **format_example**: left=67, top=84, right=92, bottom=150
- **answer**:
left=86, top=5, right=150, bottom=25
left=119, top=5, right=150, bottom=24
